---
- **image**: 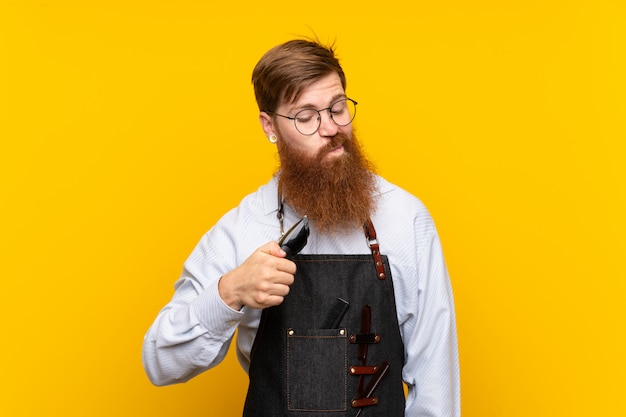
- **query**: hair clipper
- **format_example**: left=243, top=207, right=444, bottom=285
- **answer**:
left=278, top=216, right=309, bottom=258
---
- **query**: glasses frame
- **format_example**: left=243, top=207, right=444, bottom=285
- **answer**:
left=264, top=97, right=358, bottom=136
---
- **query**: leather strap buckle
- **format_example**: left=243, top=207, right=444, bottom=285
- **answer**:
left=364, top=219, right=386, bottom=280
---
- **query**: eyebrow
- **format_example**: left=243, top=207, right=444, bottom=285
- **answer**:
left=290, top=93, right=347, bottom=112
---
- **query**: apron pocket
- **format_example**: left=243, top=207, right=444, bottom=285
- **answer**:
left=286, top=328, right=348, bottom=412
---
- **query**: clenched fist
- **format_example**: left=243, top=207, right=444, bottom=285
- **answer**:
left=218, top=241, right=297, bottom=310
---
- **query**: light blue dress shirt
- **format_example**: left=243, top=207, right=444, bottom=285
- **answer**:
left=143, top=175, right=460, bottom=417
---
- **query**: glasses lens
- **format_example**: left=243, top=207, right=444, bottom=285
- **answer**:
left=294, top=109, right=320, bottom=135
left=330, top=99, right=356, bottom=126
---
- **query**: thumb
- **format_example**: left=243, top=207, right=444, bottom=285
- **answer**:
left=262, top=240, right=287, bottom=258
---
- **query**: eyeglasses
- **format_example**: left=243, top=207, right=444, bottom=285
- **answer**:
left=265, top=98, right=358, bottom=136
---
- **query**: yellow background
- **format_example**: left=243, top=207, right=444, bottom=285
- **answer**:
left=1, top=1, right=624, bottom=416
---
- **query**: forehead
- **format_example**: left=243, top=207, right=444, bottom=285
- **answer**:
left=281, top=73, right=346, bottom=112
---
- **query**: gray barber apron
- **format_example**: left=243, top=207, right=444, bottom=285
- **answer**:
left=242, top=228, right=405, bottom=416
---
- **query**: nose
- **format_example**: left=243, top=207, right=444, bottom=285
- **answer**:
left=317, top=109, right=339, bottom=137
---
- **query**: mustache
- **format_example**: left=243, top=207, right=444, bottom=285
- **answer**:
left=316, top=132, right=350, bottom=160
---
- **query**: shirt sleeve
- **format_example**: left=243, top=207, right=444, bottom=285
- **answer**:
left=141, top=232, right=244, bottom=386
left=403, top=220, right=461, bottom=417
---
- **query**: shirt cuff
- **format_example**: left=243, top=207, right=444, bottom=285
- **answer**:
left=190, top=279, right=243, bottom=337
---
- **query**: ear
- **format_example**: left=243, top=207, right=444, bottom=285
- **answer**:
left=259, top=112, right=275, bottom=138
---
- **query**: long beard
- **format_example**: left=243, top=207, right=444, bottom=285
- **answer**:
left=276, top=130, right=377, bottom=234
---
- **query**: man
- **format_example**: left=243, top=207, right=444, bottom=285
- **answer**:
left=143, top=39, right=460, bottom=417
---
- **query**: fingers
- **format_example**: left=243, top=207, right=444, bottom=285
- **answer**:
left=218, top=241, right=297, bottom=310
left=259, top=241, right=297, bottom=275
left=249, top=275, right=292, bottom=307
left=261, top=240, right=287, bottom=258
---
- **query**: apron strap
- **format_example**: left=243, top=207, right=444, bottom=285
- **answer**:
left=364, top=219, right=386, bottom=280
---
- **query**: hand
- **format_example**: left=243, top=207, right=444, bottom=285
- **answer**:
left=218, top=241, right=297, bottom=310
